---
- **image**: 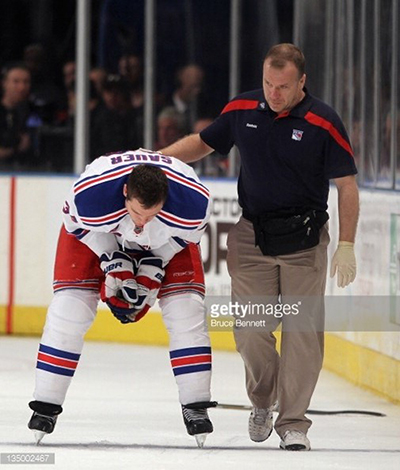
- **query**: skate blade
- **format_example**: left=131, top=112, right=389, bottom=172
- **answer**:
left=195, top=433, right=209, bottom=448
left=32, top=430, right=46, bottom=445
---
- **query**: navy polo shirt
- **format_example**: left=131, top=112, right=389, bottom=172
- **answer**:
left=200, top=89, right=357, bottom=215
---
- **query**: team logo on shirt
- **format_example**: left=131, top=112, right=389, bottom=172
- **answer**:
left=292, top=129, right=304, bottom=141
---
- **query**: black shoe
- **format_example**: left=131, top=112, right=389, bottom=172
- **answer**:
left=181, top=401, right=214, bottom=448
left=28, top=401, right=63, bottom=444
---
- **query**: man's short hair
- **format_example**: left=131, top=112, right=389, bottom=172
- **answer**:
left=264, top=43, right=305, bottom=78
left=126, top=164, right=168, bottom=208
left=157, top=106, right=186, bottom=131
left=1, top=61, right=31, bottom=81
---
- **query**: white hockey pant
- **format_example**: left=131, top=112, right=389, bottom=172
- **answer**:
left=160, top=293, right=212, bottom=405
left=33, top=291, right=211, bottom=407
left=33, top=289, right=98, bottom=405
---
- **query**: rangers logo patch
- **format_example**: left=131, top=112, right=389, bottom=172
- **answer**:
left=292, top=129, right=304, bottom=141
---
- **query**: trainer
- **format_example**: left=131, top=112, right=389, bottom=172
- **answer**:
left=160, top=43, right=359, bottom=451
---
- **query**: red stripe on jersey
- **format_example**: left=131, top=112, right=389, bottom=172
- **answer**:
left=171, top=354, right=212, bottom=368
left=163, top=169, right=209, bottom=198
left=221, top=99, right=259, bottom=114
left=160, top=283, right=205, bottom=293
left=305, top=111, right=354, bottom=157
left=74, top=167, right=132, bottom=194
left=38, top=352, right=78, bottom=369
left=160, top=285, right=206, bottom=298
left=158, top=210, right=202, bottom=226
left=80, top=208, right=127, bottom=223
left=53, top=282, right=100, bottom=292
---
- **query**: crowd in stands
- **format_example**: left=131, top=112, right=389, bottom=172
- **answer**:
left=0, top=44, right=228, bottom=176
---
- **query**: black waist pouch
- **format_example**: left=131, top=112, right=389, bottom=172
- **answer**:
left=246, top=209, right=329, bottom=256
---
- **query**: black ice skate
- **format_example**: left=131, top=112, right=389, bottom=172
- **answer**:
left=181, top=402, right=214, bottom=448
left=28, top=401, right=63, bottom=445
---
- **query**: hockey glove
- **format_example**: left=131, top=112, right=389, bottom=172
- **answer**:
left=330, top=241, right=357, bottom=288
left=100, top=251, right=139, bottom=321
left=111, top=304, right=143, bottom=324
left=133, top=256, right=165, bottom=311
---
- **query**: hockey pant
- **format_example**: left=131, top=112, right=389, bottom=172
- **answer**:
left=33, top=290, right=211, bottom=406
left=33, top=235, right=211, bottom=407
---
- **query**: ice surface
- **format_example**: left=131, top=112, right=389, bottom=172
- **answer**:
left=0, top=336, right=399, bottom=470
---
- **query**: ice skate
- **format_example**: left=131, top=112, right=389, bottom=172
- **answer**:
left=181, top=402, right=214, bottom=448
left=248, top=406, right=274, bottom=442
left=28, top=401, right=63, bottom=445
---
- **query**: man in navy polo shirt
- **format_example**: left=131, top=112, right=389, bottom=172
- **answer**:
left=161, top=43, right=359, bottom=451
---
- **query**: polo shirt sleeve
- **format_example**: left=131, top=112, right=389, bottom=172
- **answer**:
left=200, top=112, right=234, bottom=156
left=323, top=114, right=358, bottom=179
left=305, top=107, right=358, bottom=180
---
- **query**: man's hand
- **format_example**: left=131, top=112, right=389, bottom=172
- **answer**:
left=133, top=257, right=165, bottom=311
left=330, top=241, right=357, bottom=288
left=100, top=251, right=139, bottom=320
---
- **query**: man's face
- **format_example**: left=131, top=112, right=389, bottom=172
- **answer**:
left=124, top=188, right=163, bottom=229
left=119, top=56, right=142, bottom=83
left=63, top=62, right=76, bottom=88
left=102, top=89, right=127, bottom=111
left=178, top=66, right=204, bottom=101
left=157, top=117, right=183, bottom=147
left=3, top=68, right=31, bottom=104
left=262, top=59, right=306, bottom=114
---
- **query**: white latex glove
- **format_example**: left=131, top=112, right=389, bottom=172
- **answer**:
left=330, top=241, right=357, bottom=288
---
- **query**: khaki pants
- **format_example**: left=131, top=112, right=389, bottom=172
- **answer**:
left=227, top=216, right=329, bottom=437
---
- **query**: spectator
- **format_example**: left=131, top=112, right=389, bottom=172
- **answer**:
left=62, top=60, right=76, bottom=90
left=89, top=66, right=107, bottom=96
left=118, top=52, right=167, bottom=145
left=54, top=60, right=77, bottom=126
left=65, top=79, right=101, bottom=127
left=91, top=74, right=139, bottom=160
left=0, top=62, right=41, bottom=171
left=154, top=106, right=185, bottom=150
left=37, top=79, right=101, bottom=173
left=23, top=43, right=62, bottom=124
left=118, top=53, right=143, bottom=108
left=169, top=64, right=206, bottom=134
left=118, top=53, right=145, bottom=142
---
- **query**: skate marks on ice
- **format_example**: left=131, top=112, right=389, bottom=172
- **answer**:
left=2, top=439, right=400, bottom=454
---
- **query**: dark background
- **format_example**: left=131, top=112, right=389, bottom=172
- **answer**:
left=0, top=0, right=293, bottom=110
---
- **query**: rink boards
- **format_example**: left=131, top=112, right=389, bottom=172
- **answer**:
left=0, top=174, right=399, bottom=403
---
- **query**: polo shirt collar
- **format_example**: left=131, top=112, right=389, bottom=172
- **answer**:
left=257, top=88, right=313, bottom=118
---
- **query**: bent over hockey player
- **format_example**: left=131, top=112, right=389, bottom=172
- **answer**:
left=28, top=150, right=213, bottom=447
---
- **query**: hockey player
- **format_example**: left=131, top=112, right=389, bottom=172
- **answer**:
left=28, top=150, right=214, bottom=448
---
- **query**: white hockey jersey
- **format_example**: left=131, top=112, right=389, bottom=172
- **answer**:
left=62, top=149, right=211, bottom=264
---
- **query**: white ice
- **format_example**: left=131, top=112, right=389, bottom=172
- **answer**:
left=0, top=336, right=399, bottom=470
